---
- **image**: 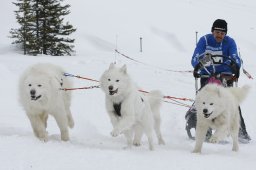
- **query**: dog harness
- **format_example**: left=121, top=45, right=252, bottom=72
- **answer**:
left=112, top=97, right=144, bottom=117
left=113, top=103, right=122, bottom=117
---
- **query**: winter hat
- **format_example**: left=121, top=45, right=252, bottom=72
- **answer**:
left=211, top=19, right=227, bottom=33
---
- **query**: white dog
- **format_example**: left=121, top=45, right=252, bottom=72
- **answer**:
left=193, top=83, right=250, bottom=153
left=100, top=63, right=165, bottom=150
left=19, top=63, right=74, bottom=141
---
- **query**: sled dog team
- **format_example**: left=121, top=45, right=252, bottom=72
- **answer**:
left=19, top=63, right=250, bottom=153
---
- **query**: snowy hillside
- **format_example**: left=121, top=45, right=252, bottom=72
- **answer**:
left=0, top=0, right=256, bottom=170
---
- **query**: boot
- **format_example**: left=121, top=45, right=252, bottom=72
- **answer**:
left=238, top=107, right=251, bottom=143
left=239, top=128, right=251, bottom=144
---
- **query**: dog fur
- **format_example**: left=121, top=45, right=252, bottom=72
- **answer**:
left=100, top=63, right=165, bottom=150
left=193, top=83, right=250, bottom=153
left=19, top=63, right=74, bottom=141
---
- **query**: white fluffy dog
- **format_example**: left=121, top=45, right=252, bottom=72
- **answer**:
left=193, top=83, right=250, bottom=153
left=100, top=63, right=165, bottom=150
left=19, top=63, right=74, bottom=141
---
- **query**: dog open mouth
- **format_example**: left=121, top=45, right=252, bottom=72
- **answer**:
left=204, top=112, right=213, bottom=118
left=109, top=88, right=118, bottom=95
left=31, top=95, right=42, bottom=101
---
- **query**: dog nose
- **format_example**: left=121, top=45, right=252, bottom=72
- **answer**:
left=203, top=109, right=208, bottom=114
left=30, top=89, right=36, bottom=95
left=108, top=85, right=113, bottom=91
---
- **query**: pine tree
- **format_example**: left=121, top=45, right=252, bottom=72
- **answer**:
left=10, top=0, right=76, bottom=56
left=10, top=0, right=36, bottom=55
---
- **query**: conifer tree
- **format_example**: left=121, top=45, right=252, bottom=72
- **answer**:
left=10, top=0, right=76, bottom=56
left=10, top=0, right=36, bottom=55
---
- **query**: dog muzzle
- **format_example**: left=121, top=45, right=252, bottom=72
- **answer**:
left=203, top=112, right=213, bottom=118
left=202, top=108, right=213, bottom=118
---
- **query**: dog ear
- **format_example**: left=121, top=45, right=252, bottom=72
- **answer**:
left=109, top=63, right=115, bottom=70
left=120, top=64, right=127, bottom=74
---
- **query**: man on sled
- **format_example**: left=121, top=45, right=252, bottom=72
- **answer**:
left=185, top=19, right=251, bottom=143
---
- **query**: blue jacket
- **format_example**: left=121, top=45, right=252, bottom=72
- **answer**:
left=191, top=34, right=241, bottom=75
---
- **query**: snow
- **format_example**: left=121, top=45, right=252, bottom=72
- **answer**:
left=0, top=0, right=256, bottom=170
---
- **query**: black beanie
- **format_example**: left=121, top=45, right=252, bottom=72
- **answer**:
left=211, top=19, right=227, bottom=33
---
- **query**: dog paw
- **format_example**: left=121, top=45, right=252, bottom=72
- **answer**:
left=61, top=135, right=70, bottom=141
left=122, top=146, right=132, bottom=150
left=111, top=129, right=120, bottom=137
left=37, top=132, right=48, bottom=142
left=209, top=136, right=219, bottom=143
left=232, top=146, right=239, bottom=152
left=38, top=137, right=48, bottom=142
left=133, top=141, right=141, bottom=146
left=68, top=120, right=75, bottom=129
left=61, top=131, right=70, bottom=141
left=149, top=144, right=154, bottom=151
left=192, top=149, right=201, bottom=153
left=158, top=138, right=165, bottom=145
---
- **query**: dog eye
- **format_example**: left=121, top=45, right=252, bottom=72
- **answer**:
left=116, top=80, right=119, bottom=82
left=38, top=84, right=42, bottom=87
left=203, top=102, right=205, bottom=104
left=210, top=103, right=213, bottom=105
left=28, top=84, right=32, bottom=87
left=108, top=79, right=111, bottom=81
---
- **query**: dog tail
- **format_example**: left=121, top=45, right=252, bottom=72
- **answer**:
left=229, top=85, right=251, bottom=104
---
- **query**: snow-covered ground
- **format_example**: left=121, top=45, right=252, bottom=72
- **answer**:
left=0, top=0, right=256, bottom=169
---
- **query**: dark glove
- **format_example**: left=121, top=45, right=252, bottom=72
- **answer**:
left=193, top=63, right=202, bottom=78
left=198, top=53, right=212, bottom=67
left=230, top=62, right=240, bottom=78
left=205, top=53, right=212, bottom=59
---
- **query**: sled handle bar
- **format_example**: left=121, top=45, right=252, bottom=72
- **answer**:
left=193, top=54, right=240, bottom=79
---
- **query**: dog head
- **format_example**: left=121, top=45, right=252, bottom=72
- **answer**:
left=23, top=74, right=52, bottom=103
left=195, top=84, right=225, bottom=120
left=100, top=63, right=131, bottom=98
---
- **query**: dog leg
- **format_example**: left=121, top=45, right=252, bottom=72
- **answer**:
left=231, top=130, right=239, bottom=151
left=141, top=114, right=155, bottom=150
left=53, top=110, right=69, bottom=141
left=27, top=113, right=48, bottom=142
left=133, top=125, right=143, bottom=146
left=111, top=115, right=134, bottom=137
left=154, top=114, right=165, bottom=145
left=27, top=114, right=39, bottom=137
left=209, top=125, right=228, bottom=143
left=108, top=112, right=118, bottom=126
left=63, top=92, right=74, bottom=128
left=40, top=112, right=48, bottom=129
left=231, top=117, right=240, bottom=151
left=66, top=107, right=74, bottom=128
left=193, top=124, right=208, bottom=153
left=123, top=130, right=133, bottom=149
left=143, top=124, right=154, bottom=150
left=145, top=131, right=154, bottom=151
